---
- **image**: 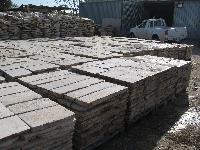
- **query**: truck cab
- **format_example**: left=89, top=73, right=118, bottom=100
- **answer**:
left=130, top=18, right=187, bottom=42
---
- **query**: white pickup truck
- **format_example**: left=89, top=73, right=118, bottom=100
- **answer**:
left=129, top=19, right=187, bottom=42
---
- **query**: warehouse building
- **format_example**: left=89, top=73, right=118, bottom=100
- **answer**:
left=79, top=0, right=200, bottom=40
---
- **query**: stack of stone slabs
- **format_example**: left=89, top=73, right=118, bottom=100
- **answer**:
left=133, top=55, right=192, bottom=94
left=57, top=36, right=192, bottom=60
left=0, top=57, right=59, bottom=79
left=0, top=52, right=95, bottom=81
left=107, top=37, right=193, bottom=61
left=0, top=37, right=193, bottom=61
left=0, top=48, right=34, bottom=58
left=71, top=56, right=191, bottom=123
left=0, top=76, right=5, bottom=83
left=0, top=82, right=75, bottom=149
left=28, top=53, right=95, bottom=69
left=18, top=70, right=128, bottom=150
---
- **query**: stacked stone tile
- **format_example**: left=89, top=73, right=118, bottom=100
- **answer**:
left=50, top=36, right=193, bottom=60
left=0, top=18, right=9, bottom=39
left=29, top=53, right=94, bottom=68
left=61, top=45, right=123, bottom=60
left=0, top=51, right=94, bottom=78
left=0, top=82, right=75, bottom=149
left=0, top=40, right=35, bottom=58
left=0, top=76, right=5, bottom=83
left=0, top=48, right=33, bottom=58
left=71, top=56, right=191, bottom=123
left=18, top=70, right=128, bottom=150
left=0, top=37, right=192, bottom=61
left=60, top=16, right=95, bottom=37
left=0, top=36, right=193, bottom=149
left=133, top=55, right=192, bottom=94
left=99, top=37, right=193, bottom=60
left=0, top=12, right=95, bottom=40
left=0, top=57, right=59, bottom=79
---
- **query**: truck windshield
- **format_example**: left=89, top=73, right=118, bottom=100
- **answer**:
left=154, top=20, right=165, bottom=27
left=138, top=20, right=147, bottom=28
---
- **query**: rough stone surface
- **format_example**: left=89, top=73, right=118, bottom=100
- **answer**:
left=0, top=82, right=75, bottom=150
left=0, top=12, right=95, bottom=40
left=0, top=103, right=14, bottom=119
left=18, top=105, right=74, bottom=129
left=0, top=76, right=5, bottom=83
left=0, top=90, right=42, bottom=106
left=72, top=56, right=191, bottom=123
left=0, top=57, right=59, bottom=78
left=0, top=82, right=30, bottom=97
left=18, top=70, right=128, bottom=150
left=0, top=36, right=193, bottom=149
left=0, top=37, right=192, bottom=60
left=8, top=98, right=57, bottom=115
left=0, top=116, right=30, bottom=140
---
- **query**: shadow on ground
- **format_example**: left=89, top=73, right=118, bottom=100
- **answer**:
left=96, top=93, right=189, bottom=150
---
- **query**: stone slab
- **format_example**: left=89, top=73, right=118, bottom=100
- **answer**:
left=0, top=82, right=30, bottom=97
left=0, top=76, right=5, bottom=83
left=8, top=98, right=57, bottom=115
left=0, top=103, right=14, bottom=119
left=18, top=105, right=74, bottom=129
left=0, top=90, right=42, bottom=106
left=0, top=116, right=30, bottom=140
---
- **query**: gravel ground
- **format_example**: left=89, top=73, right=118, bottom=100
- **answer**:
left=97, top=43, right=200, bottom=150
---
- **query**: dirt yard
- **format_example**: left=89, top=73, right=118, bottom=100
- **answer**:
left=97, top=42, right=200, bottom=150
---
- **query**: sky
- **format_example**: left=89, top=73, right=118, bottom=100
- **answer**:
left=12, top=0, right=66, bottom=7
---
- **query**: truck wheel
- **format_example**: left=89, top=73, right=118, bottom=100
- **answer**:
left=130, top=33, right=135, bottom=38
left=152, top=35, right=160, bottom=41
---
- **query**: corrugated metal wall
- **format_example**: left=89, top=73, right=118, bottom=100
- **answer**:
left=79, top=0, right=142, bottom=33
left=174, top=0, right=200, bottom=39
left=79, top=1, right=122, bottom=25
left=122, top=1, right=144, bottom=32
